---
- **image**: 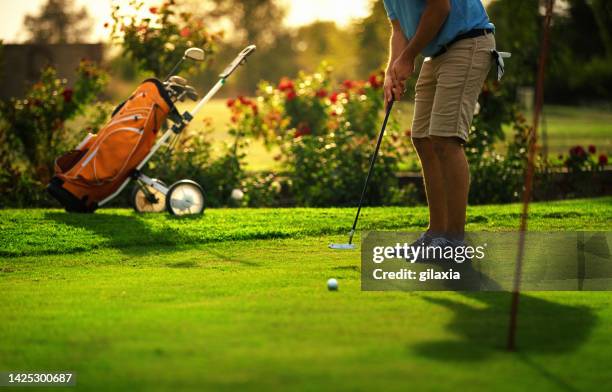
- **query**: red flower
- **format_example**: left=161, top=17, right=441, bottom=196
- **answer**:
left=251, top=104, right=258, bottom=115
left=61, top=88, right=73, bottom=103
left=295, top=124, right=311, bottom=138
left=278, top=77, right=294, bottom=91
left=230, top=115, right=238, bottom=123
left=588, top=145, right=596, bottom=154
left=286, top=90, right=297, bottom=101
left=315, top=89, right=327, bottom=98
left=342, top=80, right=354, bottom=89
left=570, top=145, right=585, bottom=158
left=238, top=96, right=250, bottom=105
left=329, top=92, right=339, bottom=103
left=599, top=154, right=608, bottom=166
left=180, top=27, right=190, bottom=37
left=149, top=7, right=158, bottom=14
left=368, top=73, right=381, bottom=88
left=226, top=98, right=235, bottom=107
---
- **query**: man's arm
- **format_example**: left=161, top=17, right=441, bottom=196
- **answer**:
left=384, top=19, right=409, bottom=106
left=391, top=0, right=450, bottom=99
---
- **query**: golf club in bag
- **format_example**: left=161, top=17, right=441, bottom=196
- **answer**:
left=48, top=45, right=256, bottom=216
left=329, top=99, right=394, bottom=250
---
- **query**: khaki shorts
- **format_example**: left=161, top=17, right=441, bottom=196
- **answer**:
left=412, top=33, right=495, bottom=142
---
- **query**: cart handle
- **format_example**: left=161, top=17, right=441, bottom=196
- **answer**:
left=219, top=45, right=257, bottom=79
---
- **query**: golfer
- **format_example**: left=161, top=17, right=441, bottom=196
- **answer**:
left=383, top=0, right=495, bottom=249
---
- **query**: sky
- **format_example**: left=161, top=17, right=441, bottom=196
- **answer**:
left=0, top=0, right=372, bottom=43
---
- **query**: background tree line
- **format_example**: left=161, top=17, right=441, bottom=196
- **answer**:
left=8, top=0, right=612, bottom=104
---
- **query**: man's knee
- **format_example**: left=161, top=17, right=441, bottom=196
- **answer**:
left=411, top=136, right=430, bottom=151
left=411, top=137, right=436, bottom=161
left=430, top=135, right=463, bottom=158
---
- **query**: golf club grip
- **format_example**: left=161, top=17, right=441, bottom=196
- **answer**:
left=219, top=45, right=257, bottom=78
left=349, top=99, right=395, bottom=239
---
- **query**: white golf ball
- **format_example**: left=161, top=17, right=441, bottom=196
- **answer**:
left=327, top=278, right=338, bottom=291
left=231, top=188, right=244, bottom=200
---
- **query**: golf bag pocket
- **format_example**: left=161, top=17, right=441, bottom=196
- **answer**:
left=72, top=126, right=145, bottom=185
left=54, top=134, right=97, bottom=174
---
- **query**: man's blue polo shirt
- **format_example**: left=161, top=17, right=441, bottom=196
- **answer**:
left=383, top=0, right=494, bottom=57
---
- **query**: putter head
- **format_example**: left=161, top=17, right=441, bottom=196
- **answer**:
left=329, top=243, right=356, bottom=250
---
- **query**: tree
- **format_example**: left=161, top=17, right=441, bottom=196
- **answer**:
left=294, top=22, right=358, bottom=80
left=590, top=0, right=612, bottom=56
left=487, top=0, right=541, bottom=89
left=355, top=0, right=390, bottom=76
left=187, top=0, right=296, bottom=95
left=23, top=0, right=92, bottom=44
left=205, top=0, right=288, bottom=46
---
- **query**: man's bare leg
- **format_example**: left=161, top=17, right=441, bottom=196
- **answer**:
left=412, top=137, right=447, bottom=234
left=430, top=136, right=469, bottom=240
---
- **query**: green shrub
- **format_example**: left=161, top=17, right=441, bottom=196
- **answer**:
left=468, top=111, right=529, bottom=204
left=229, top=66, right=413, bottom=207
left=241, top=172, right=287, bottom=208
left=0, top=61, right=107, bottom=207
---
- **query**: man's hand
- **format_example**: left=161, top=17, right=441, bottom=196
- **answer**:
left=390, top=54, right=415, bottom=101
left=383, top=72, right=395, bottom=108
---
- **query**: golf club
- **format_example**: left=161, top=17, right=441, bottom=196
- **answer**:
left=329, top=99, right=395, bottom=250
left=164, top=83, right=187, bottom=101
left=164, top=47, right=206, bottom=82
left=183, top=85, right=199, bottom=101
left=168, top=75, right=187, bottom=86
left=175, top=85, right=199, bottom=102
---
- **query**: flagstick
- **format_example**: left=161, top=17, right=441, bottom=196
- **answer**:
left=507, top=0, right=555, bottom=351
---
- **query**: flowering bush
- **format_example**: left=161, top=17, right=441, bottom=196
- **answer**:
left=0, top=61, right=107, bottom=180
left=563, top=144, right=608, bottom=172
left=227, top=65, right=413, bottom=206
left=468, top=112, right=530, bottom=204
left=0, top=61, right=107, bottom=206
left=467, top=80, right=518, bottom=159
left=109, top=0, right=222, bottom=76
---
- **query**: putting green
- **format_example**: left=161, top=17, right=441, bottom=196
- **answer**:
left=1, top=198, right=611, bottom=390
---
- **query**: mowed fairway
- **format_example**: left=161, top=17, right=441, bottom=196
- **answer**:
left=1, top=198, right=611, bottom=391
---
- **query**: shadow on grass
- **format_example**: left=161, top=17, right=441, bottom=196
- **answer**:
left=46, top=212, right=193, bottom=256
left=413, top=292, right=596, bottom=391
left=414, top=292, right=596, bottom=359
left=45, top=212, right=272, bottom=266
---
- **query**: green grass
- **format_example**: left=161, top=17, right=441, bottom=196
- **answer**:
left=192, top=100, right=611, bottom=171
left=534, top=105, right=612, bottom=155
left=1, top=198, right=611, bottom=390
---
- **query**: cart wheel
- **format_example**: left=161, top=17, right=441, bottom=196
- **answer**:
left=131, top=179, right=167, bottom=213
left=166, top=180, right=205, bottom=216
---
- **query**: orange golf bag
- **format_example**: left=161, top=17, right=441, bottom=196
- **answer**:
left=48, top=79, right=179, bottom=212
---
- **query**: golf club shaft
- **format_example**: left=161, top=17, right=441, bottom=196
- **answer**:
left=348, top=99, right=394, bottom=244
left=163, top=57, right=185, bottom=82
